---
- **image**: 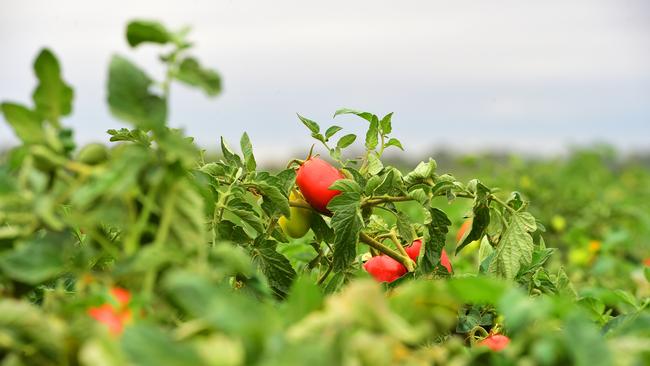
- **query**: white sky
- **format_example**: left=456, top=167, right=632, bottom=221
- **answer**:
left=1, top=0, right=649, bottom=161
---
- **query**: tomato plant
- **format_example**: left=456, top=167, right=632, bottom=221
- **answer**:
left=0, top=19, right=648, bottom=366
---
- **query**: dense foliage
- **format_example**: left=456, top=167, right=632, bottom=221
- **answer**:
left=0, top=20, right=648, bottom=366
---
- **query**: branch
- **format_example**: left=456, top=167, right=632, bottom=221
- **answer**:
left=359, top=232, right=415, bottom=272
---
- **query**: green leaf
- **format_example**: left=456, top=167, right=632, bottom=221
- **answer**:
left=126, top=20, right=171, bottom=47
left=478, top=236, right=495, bottom=274
left=253, top=181, right=291, bottom=217
left=1, top=103, right=44, bottom=144
left=333, top=108, right=374, bottom=123
left=396, top=211, right=414, bottom=245
left=32, top=49, right=74, bottom=123
left=297, top=114, right=320, bottom=134
left=310, top=214, right=335, bottom=243
left=325, top=125, right=342, bottom=139
left=385, top=138, right=403, bottom=151
left=449, top=277, right=507, bottom=304
left=282, top=276, right=324, bottom=325
left=456, top=182, right=490, bottom=254
left=420, top=208, right=451, bottom=274
left=328, top=192, right=363, bottom=271
left=107, top=55, right=167, bottom=130
left=365, top=119, right=379, bottom=150
left=488, top=211, right=537, bottom=279
left=379, top=112, right=393, bottom=134
left=122, top=325, right=204, bottom=366
left=175, top=57, right=222, bottom=97
left=0, top=231, right=73, bottom=285
left=404, top=159, right=437, bottom=185
left=336, top=133, right=356, bottom=149
left=366, top=153, right=383, bottom=175
left=251, top=239, right=296, bottom=298
left=240, top=132, right=256, bottom=172
left=329, top=179, right=362, bottom=193
left=220, top=137, right=242, bottom=167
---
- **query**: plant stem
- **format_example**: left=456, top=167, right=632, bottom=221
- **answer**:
left=490, top=194, right=516, bottom=213
left=362, top=195, right=413, bottom=207
left=389, top=230, right=409, bottom=258
left=359, top=232, right=415, bottom=272
left=317, top=262, right=333, bottom=285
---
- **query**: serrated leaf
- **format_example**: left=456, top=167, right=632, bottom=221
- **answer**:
left=325, top=125, right=342, bottom=139
left=1, top=103, right=44, bottom=144
left=126, top=20, right=171, bottom=47
left=328, top=192, right=363, bottom=271
left=329, top=179, right=361, bottom=193
left=365, top=119, right=379, bottom=150
left=220, top=137, right=242, bottom=167
left=404, top=159, right=437, bottom=185
left=366, top=153, right=383, bottom=175
left=488, top=211, right=537, bottom=279
left=32, top=49, right=74, bottom=123
left=240, top=132, right=256, bottom=172
left=336, top=134, right=356, bottom=149
left=253, top=181, right=290, bottom=217
left=311, top=214, right=334, bottom=243
left=107, top=55, right=166, bottom=130
left=175, top=57, right=222, bottom=97
left=297, top=114, right=319, bottom=134
left=251, top=239, right=296, bottom=298
left=379, top=112, right=393, bottom=134
left=396, top=212, right=414, bottom=245
left=385, top=138, right=403, bottom=150
left=419, top=208, right=451, bottom=274
left=333, top=108, right=374, bottom=122
left=364, top=175, right=382, bottom=195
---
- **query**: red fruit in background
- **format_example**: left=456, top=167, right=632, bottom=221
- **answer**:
left=296, top=157, right=345, bottom=213
left=440, top=249, right=453, bottom=273
left=644, top=258, right=650, bottom=267
left=456, top=219, right=472, bottom=243
left=363, top=255, right=407, bottom=283
left=88, top=304, right=128, bottom=335
left=88, top=287, right=133, bottom=336
left=405, top=239, right=453, bottom=273
left=111, top=287, right=131, bottom=307
left=479, top=334, right=510, bottom=352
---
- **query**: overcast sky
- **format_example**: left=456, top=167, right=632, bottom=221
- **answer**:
left=1, top=0, right=649, bottom=162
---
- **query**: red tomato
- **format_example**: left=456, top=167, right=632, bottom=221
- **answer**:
left=456, top=219, right=472, bottom=243
left=363, top=255, right=407, bottom=283
left=479, top=334, right=510, bottom=352
left=296, top=157, right=345, bottom=213
left=88, top=304, right=126, bottom=335
left=111, top=287, right=131, bottom=307
left=405, top=239, right=453, bottom=273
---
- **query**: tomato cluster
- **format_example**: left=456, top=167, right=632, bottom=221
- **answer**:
left=364, top=239, right=453, bottom=283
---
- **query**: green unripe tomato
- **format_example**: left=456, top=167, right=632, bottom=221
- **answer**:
left=551, top=215, right=566, bottom=232
left=278, top=191, right=312, bottom=238
left=77, top=143, right=109, bottom=165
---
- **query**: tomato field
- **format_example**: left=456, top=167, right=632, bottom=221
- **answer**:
left=1, top=20, right=649, bottom=366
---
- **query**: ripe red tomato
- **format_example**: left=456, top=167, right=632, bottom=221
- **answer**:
left=363, top=255, right=407, bottom=283
left=405, top=239, right=453, bottom=273
left=295, top=157, right=345, bottom=213
left=479, top=334, right=510, bottom=352
left=456, top=219, right=472, bottom=243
